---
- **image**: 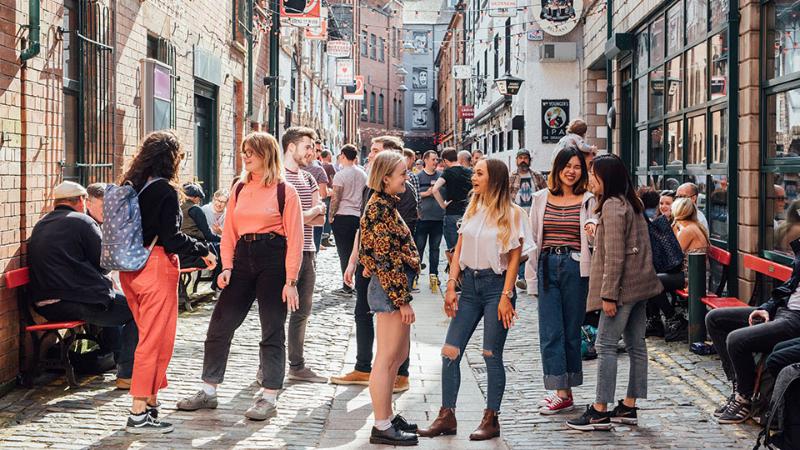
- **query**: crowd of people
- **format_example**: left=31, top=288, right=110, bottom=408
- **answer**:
left=23, top=117, right=800, bottom=444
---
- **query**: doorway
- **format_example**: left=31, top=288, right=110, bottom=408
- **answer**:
left=194, top=81, right=217, bottom=197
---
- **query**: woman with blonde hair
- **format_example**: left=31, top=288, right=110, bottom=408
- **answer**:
left=672, top=197, right=709, bottom=258
left=419, top=159, right=534, bottom=441
left=119, top=130, right=216, bottom=434
left=177, top=132, right=304, bottom=422
left=359, top=151, right=420, bottom=446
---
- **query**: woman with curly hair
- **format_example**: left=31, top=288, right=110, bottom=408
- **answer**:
left=119, top=130, right=216, bottom=434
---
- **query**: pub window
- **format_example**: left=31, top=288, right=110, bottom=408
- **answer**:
left=649, top=66, right=665, bottom=118
left=650, top=125, right=665, bottom=167
left=666, top=2, right=683, bottom=57
left=711, top=109, right=728, bottom=164
left=710, top=0, right=729, bottom=30
left=686, top=0, right=707, bottom=45
left=666, top=120, right=682, bottom=166
left=765, top=0, right=800, bottom=80
left=650, top=17, right=666, bottom=66
left=635, top=31, right=649, bottom=76
left=666, top=57, right=683, bottom=113
left=709, top=174, right=729, bottom=241
left=765, top=88, right=800, bottom=159
left=636, top=76, right=648, bottom=124
left=710, top=32, right=728, bottom=100
left=687, top=114, right=706, bottom=166
left=686, top=42, right=707, bottom=107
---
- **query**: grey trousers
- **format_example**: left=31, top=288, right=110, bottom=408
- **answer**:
left=288, top=251, right=316, bottom=370
left=595, top=299, right=648, bottom=404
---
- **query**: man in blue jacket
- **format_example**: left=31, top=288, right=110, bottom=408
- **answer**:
left=28, top=181, right=137, bottom=389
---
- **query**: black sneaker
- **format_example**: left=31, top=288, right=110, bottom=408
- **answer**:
left=332, top=286, right=354, bottom=296
left=565, top=405, right=613, bottom=431
left=147, top=401, right=161, bottom=419
left=125, top=410, right=174, bottom=434
left=609, top=400, right=638, bottom=425
left=718, top=395, right=751, bottom=424
left=369, top=424, right=418, bottom=446
left=714, top=393, right=735, bottom=418
left=645, top=317, right=665, bottom=337
left=392, top=414, right=418, bottom=432
left=664, top=315, right=688, bottom=342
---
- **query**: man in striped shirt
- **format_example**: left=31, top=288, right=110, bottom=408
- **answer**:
left=282, top=126, right=328, bottom=383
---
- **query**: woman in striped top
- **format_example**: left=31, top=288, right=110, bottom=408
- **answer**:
left=527, top=146, right=597, bottom=415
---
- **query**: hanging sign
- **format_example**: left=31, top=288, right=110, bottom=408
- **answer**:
left=335, top=59, right=354, bottom=86
left=281, top=0, right=322, bottom=27
left=453, top=65, right=472, bottom=80
left=459, top=105, right=475, bottom=119
left=533, top=0, right=584, bottom=36
left=305, top=18, right=328, bottom=40
left=327, top=40, right=351, bottom=58
left=343, top=76, right=364, bottom=101
left=527, top=28, right=544, bottom=41
left=489, top=0, right=518, bottom=17
left=542, top=99, right=570, bottom=143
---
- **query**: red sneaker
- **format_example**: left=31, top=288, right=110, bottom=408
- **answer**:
left=538, top=395, right=575, bottom=415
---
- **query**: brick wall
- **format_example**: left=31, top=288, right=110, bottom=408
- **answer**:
left=583, top=69, right=608, bottom=153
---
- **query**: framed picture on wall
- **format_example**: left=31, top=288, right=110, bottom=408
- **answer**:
left=413, top=92, right=426, bottom=105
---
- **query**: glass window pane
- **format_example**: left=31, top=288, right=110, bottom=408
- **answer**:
left=637, top=77, right=648, bottom=123
left=638, top=129, right=648, bottom=168
left=686, top=0, right=708, bottom=44
left=666, top=57, right=683, bottom=113
left=649, top=67, right=665, bottom=119
left=686, top=43, right=707, bottom=107
left=711, top=109, right=728, bottom=164
left=710, top=33, right=728, bottom=100
left=766, top=89, right=800, bottom=159
left=767, top=173, right=800, bottom=255
left=687, top=114, right=706, bottom=165
left=709, top=175, right=728, bottom=241
left=650, top=17, right=666, bottom=66
left=767, top=0, right=800, bottom=80
left=709, top=0, right=728, bottom=29
left=667, top=2, right=683, bottom=57
left=685, top=174, right=708, bottom=213
left=650, top=125, right=665, bottom=168
left=636, top=31, right=649, bottom=76
left=667, top=120, right=683, bottom=166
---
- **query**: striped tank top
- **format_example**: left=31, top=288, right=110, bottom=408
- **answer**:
left=541, top=201, right=582, bottom=250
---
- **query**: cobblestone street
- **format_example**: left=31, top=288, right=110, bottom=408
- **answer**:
left=0, top=248, right=763, bottom=449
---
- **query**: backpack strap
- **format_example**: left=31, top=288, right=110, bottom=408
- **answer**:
left=278, top=181, right=285, bottom=217
left=234, top=181, right=245, bottom=202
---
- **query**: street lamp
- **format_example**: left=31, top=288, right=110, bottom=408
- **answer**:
left=494, top=72, right=524, bottom=96
left=398, top=84, right=409, bottom=92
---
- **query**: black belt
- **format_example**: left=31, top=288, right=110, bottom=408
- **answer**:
left=542, top=246, right=576, bottom=255
left=241, top=232, right=281, bottom=242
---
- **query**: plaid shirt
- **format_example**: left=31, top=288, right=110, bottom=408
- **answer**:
left=407, top=170, right=420, bottom=204
left=509, top=170, right=547, bottom=200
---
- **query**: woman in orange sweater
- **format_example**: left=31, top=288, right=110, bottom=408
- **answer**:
left=177, top=132, right=304, bottom=421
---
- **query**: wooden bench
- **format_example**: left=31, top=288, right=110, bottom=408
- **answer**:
left=674, top=245, right=729, bottom=304
left=700, top=253, right=792, bottom=310
left=4, top=267, right=92, bottom=387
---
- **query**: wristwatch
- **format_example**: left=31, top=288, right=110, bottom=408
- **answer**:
left=286, top=279, right=298, bottom=287
left=501, top=289, right=515, bottom=299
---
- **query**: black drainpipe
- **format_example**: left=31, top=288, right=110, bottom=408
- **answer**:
left=726, top=3, right=740, bottom=296
left=605, top=0, right=613, bottom=155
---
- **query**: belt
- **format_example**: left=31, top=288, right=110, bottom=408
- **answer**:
left=542, top=246, right=576, bottom=255
left=463, top=267, right=504, bottom=278
left=241, top=232, right=280, bottom=242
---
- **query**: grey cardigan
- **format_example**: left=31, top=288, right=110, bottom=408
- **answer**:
left=587, top=196, right=663, bottom=312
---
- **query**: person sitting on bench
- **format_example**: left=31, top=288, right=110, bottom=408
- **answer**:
left=28, top=181, right=137, bottom=389
left=706, top=236, right=800, bottom=424
left=180, top=183, right=222, bottom=290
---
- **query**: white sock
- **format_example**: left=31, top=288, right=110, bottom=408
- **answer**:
left=261, top=388, right=278, bottom=404
left=374, top=418, right=392, bottom=431
left=202, top=383, right=217, bottom=396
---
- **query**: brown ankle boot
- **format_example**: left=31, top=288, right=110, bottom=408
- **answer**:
left=469, top=409, right=500, bottom=441
left=417, top=407, right=457, bottom=437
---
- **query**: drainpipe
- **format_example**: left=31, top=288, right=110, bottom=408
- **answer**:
left=247, top=0, right=254, bottom=117
left=726, top=3, right=740, bottom=297
left=20, top=0, right=41, bottom=62
left=605, top=0, right=613, bottom=155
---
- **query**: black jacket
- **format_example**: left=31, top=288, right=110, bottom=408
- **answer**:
left=760, top=238, right=800, bottom=318
left=136, top=179, right=210, bottom=257
left=28, top=206, right=114, bottom=306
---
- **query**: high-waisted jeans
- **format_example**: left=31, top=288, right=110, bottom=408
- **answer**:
left=441, top=268, right=512, bottom=411
left=202, top=237, right=288, bottom=390
left=537, top=252, right=588, bottom=390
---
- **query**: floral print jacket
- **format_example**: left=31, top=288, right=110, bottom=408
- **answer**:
left=359, top=191, right=420, bottom=307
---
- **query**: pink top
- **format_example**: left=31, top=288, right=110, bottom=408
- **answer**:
left=221, top=178, right=304, bottom=279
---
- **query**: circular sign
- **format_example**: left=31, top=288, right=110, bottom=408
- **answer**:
left=532, top=0, right=584, bottom=36
left=544, top=105, right=567, bottom=129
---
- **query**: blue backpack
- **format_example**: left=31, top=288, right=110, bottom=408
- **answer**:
left=100, top=178, right=164, bottom=271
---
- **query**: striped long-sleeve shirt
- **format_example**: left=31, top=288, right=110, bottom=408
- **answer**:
left=541, top=201, right=582, bottom=251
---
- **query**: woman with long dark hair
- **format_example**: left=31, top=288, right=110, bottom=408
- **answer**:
left=528, top=147, right=596, bottom=415
left=419, top=159, right=533, bottom=441
left=119, top=130, right=216, bottom=434
left=566, top=153, right=662, bottom=431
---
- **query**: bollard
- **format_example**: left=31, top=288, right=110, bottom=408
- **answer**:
left=687, top=252, right=707, bottom=345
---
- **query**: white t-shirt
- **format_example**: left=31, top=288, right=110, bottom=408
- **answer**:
left=458, top=207, right=536, bottom=274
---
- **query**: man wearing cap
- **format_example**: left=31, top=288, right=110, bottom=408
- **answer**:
left=509, top=150, right=547, bottom=291
left=180, top=183, right=222, bottom=289
left=28, top=181, right=137, bottom=389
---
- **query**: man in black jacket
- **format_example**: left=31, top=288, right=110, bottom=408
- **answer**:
left=706, top=237, right=800, bottom=424
left=28, top=181, right=137, bottom=389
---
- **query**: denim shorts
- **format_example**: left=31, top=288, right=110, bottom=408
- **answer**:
left=367, top=268, right=416, bottom=314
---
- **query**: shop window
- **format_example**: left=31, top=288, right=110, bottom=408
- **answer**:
left=636, top=77, right=648, bottom=123
left=765, top=173, right=800, bottom=255
left=667, top=120, right=683, bottom=166
left=667, top=2, right=683, bottom=57
left=709, top=174, right=729, bottom=241
left=766, top=0, right=800, bottom=80
left=687, top=114, right=706, bottom=165
left=710, top=0, right=729, bottom=30
left=765, top=88, right=800, bottom=159
left=638, top=128, right=648, bottom=168
left=711, top=109, right=727, bottom=164
left=686, top=0, right=708, bottom=44
left=666, top=57, right=683, bottom=113
left=686, top=42, right=707, bottom=107
left=650, top=125, right=665, bottom=168
left=710, top=33, right=728, bottom=100
left=636, top=31, right=649, bottom=76
left=650, top=17, right=666, bottom=67
left=649, top=66, right=665, bottom=118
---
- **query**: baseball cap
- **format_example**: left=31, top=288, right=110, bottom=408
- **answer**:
left=516, top=149, right=531, bottom=158
left=183, top=183, right=206, bottom=200
left=53, top=181, right=88, bottom=200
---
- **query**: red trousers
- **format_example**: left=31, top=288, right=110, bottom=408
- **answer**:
left=119, top=246, right=180, bottom=398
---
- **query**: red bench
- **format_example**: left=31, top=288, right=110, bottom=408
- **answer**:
left=4, top=267, right=90, bottom=387
left=700, top=253, right=792, bottom=309
left=675, top=245, right=728, bottom=305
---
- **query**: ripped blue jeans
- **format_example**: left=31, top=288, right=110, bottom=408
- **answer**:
left=441, top=268, right=512, bottom=412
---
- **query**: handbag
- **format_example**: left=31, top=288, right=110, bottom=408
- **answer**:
left=645, top=214, right=684, bottom=273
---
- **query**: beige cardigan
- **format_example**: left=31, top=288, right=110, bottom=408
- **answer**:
left=587, top=196, right=663, bottom=312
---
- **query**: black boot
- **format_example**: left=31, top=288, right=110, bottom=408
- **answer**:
left=370, top=424, right=418, bottom=446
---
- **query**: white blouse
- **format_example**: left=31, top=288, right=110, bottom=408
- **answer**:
left=458, top=207, right=536, bottom=274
